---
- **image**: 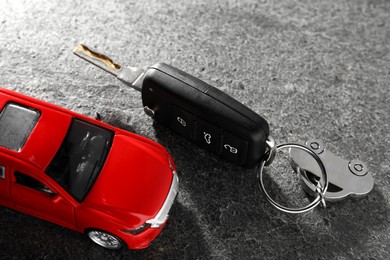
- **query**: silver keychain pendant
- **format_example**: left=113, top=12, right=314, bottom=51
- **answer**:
left=258, top=137, right=374, bottom=214
left=290, top=139, right=374, bottom=201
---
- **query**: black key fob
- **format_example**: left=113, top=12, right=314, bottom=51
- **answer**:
left=142, top=63, right=269, bottom=168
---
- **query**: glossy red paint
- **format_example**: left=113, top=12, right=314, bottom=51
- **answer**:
left=0, top=87, right=177, bottom=250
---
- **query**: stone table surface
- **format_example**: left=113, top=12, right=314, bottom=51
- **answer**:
left=0, top=0, right=389, bottom=259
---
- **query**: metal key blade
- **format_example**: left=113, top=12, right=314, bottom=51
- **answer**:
left=290, top=139, right=374, bottom=201
left=73, top=44, right=144, bottom=92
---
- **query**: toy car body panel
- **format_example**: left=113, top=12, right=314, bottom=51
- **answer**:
left=0, top=87, right=178, bottom=250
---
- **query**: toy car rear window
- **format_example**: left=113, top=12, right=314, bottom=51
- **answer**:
left=0, top=103, right=40, bottom=151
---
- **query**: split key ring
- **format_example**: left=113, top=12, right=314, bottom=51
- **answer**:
left=258, top=139, right=329, bottom=214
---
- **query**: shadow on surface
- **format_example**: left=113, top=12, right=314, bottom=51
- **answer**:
left=0, top=201, right=211, bottom=259
left=153, top=120, right=390, bottom=259
left=256, top=167, right=390, bottom=259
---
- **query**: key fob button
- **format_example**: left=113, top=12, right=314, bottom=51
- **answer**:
left=196, top=118, right=221, bottom=154
left=170, top=106, right=196, bottom=141
left=221, top=131, right=248, bottom=164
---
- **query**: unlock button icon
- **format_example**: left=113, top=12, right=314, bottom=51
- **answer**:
left=177, top=116, right=187, bottom=127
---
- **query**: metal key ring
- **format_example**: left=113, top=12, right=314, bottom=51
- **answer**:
left=258, top=143, right=329, bottom=214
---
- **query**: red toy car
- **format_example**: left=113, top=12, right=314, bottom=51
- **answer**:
left=0, top=87, right=179, bottom=250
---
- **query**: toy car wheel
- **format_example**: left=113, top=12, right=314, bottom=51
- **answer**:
left=87, top=230, right=124, bottom=250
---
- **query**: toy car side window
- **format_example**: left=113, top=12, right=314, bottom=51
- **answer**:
left=14, top=171, right=54, bottom=195
left=0, top=166, right=4, bottom=179
left=0, top=103, right=40, bottom=152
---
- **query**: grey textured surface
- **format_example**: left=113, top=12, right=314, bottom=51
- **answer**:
left=0, top=0, right=389, bottom=259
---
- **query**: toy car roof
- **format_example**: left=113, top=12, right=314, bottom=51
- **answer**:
left=0, top=87, right=85, bottom=170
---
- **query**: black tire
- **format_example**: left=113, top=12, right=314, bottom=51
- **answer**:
left=87, top=229, right=124, bottom=250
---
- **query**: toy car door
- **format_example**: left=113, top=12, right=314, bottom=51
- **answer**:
left=10, top=169, right=76, bottom=229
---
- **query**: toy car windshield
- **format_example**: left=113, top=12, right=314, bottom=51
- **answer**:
left=46, top=119, right=114, bottom=202
left=0, top=103, right=40, bottom=152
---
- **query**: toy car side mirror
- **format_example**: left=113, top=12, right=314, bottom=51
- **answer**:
left=95, top=112, right=102, bottom=121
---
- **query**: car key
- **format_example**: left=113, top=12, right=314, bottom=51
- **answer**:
left=73, top=44, right=375, bottom=214
left=73, top=44, right=270, bottom=168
